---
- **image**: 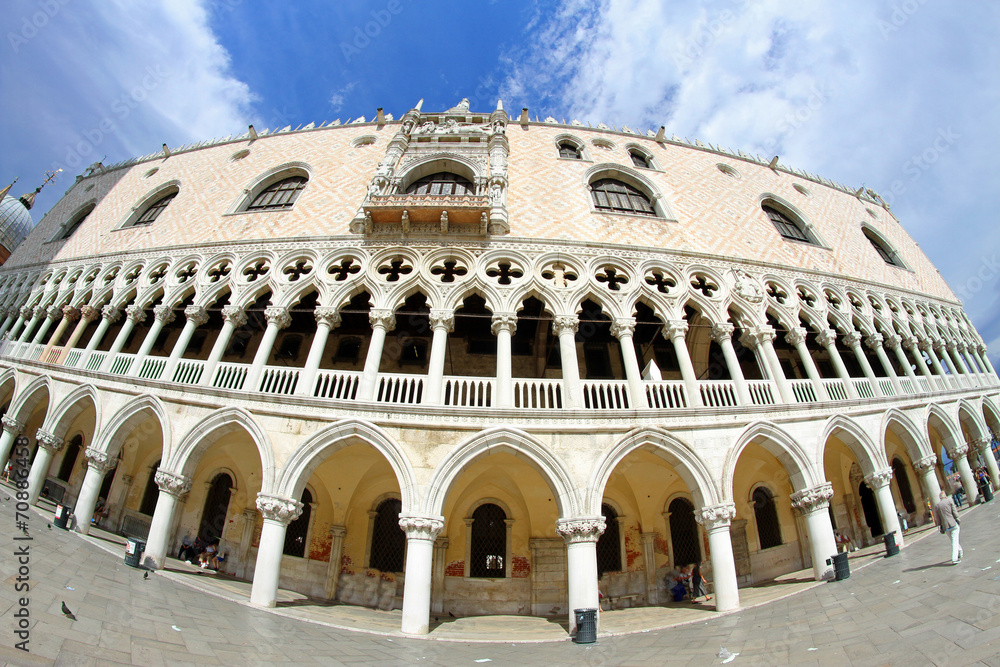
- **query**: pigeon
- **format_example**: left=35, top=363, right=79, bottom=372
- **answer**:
left=61, top=601, right=76, bottom=621
left=433, top=617, right=438, bottom=622
left=448, top=611, right=455, bottom=618
left=47, top=523, right=52, bottom=530
left=143, top=572, right=149, bottom=580
left=3, top=496, right=10, bottom=501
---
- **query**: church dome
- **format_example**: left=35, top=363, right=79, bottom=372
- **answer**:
left=0, top=194, right=32, bottom=262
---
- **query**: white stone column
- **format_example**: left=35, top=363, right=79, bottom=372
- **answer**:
left=83, top=306, right=119, bottom=354
left=959, top=344, right=981, bottom=375
left=665, top=320, right=704, bottom=408
left=41, top=305, right=80, bottom=362
left=844, top=331, right=884, bottom=396
left=975, top=344, right=996, bottom=376
left=127, top=305, right=176, bottom=377
left=59, top=305, right=98, bottom=359
left=250, top=494, right=303, bottom=608
left=613, top=317, right=649, bottom=408
left=162, top=306, right=209, bottom=379
left=641, top=531, right=659, bottom=604
left=865, top=469, right=904, bottom=547
left=697, top=503, right=739, bottom=612
left=790, top=484, right=837, bottom=580
left=243, top=307, right=291, bottom=390
left=786, top=327, right=827, bottom=400
left=424, top=310, right=454, bottom=406
left=556, top=517, right=605, bottom=635
left=912, top=455, right=942, bottom=507
left=947, top=341, right=971, bottom=376
left=399, top=515, right=445, bottom=635
left=553, top=315, right=584, bottom=408
left=199, top=306, right=246, bottom=387
left=295, top=307, right=340, bottom=397
left=99, top=305, right=146, bottom=371
left=0, top=307, right=17, bottom=339
left=325, top=525, right=347, bottom=599
left=711, top=323, right=751, bottom=406
left=143, top=470, right=192, bottom=569
left=751, top=326, right=794, bottom=404
left=27, top=430, right=63, bottom=505
left=867, top=333, right=903, bottom=395
left=973, top=438, right=1000, bottom=490
left=0, top=415, right=24, bottom=470
left=30, top=306, right=62, bottom=345
left=885, top=334, right=918, bottom=389
left=949, top=443, right=979, bottom=503
left=909, top=337, right=935, bottom=387
left=816, top=329, right=860, bottom=399
left=492, top=313, right=516, bottom=408
left=73, top=448, right=118, bottom=535
left=358, top=309, right=395, bottom=401
left=16, top=307, right=42, bottom=342
left=928, top=340, right=956, bottom=389
left=5, top=307, right=30, bottom=341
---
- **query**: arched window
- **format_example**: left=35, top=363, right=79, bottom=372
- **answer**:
left=57, top=434, right=83, bottom=482
left=891, top=458, right=917, bottom=513
left=131, top=191, right=177, bottom=227
left=558, top=142, right=582, bottom=159
left=470, top=503, right=507, bottom=577
left=858, top=482, right=884, bottom=537
left=590, top=178, right=656, bottom=216
left=863, top=227, right=904, bottom=267
left=405, top=172, right=475, bottom=196
left=247, top=176, right=307, bottom=211
left=668, top=497, right=701, bottom=566
left=60, top=204, right=95, bottom=240
left=199, top=473, right=233, bottom=541
left=283, top=488, right=313, bottom=558
left=752, top=486, right=782, bottom=549
left=629, top=150, right=651, bottom=169
left=369, top=497, right=405, bottom=572
left=596, top=503, right=621, bottom=576
left=138, top=460, right=160, bottom=516
left=762, top=204, right=812, bottom=243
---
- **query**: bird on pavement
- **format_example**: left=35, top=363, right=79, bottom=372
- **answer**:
left=448, top=611, right=455, bottom=617
left=61, top=602, right=76, bottom=621
left=143, top=572, right=149, bottom=580
left=47, top=523, right=52, bottom=530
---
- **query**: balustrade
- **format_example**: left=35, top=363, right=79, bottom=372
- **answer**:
left=582, top=380, right=630, bottom=410
left=747, top=380, right=777, bottom=406
left=699, top=380, right=738, bottom=408
left=645, top=381, right=688, bottom=409
left=172, top=359, right=205, bottom=385
left=822, top=378, right=849, bottom=402
left=852, top=378, right=876, bottom=399
left=789, top=378, right=818, bottom=404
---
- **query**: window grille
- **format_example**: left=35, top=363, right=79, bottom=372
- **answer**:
left=752, top=487, right=783, bottom=549
left=138, top=460, right=160, bottom=516
left=558, top=142, right=582, bottom=159
left=283, top=489, right=312, bottom=557
left=629, top=150, right=650, bottom=168
left=762, top=204, right=811, bottom=242
left=470, top=503, right=507, bottom=577
left=590, top=178, right=656, bottom=216
left=369, top=498, right=405, bottom=572
left=405, top=172, right=475, bottom=196
left=247, top=176, right=307, bottom=211
left=596, top=503, right=621, bottom=576
left=132, top=191, right=177, bottom=226
left=60, top=204, right=95, bottom=240
left=668, top=497, right=701, bottom=566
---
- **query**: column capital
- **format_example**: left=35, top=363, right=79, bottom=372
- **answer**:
left=710, top=322, right=735, bottom=344
left=329, top=524, right=347, bottom=539
left=221, top=305, right=247, bottom=327
left=398, top=514, right=445, bottom=541
left=790, top=483, right=834, bottom=512
left=35, top=429, right=63, bottom=453
left=79, top=305, right=100, bottom=322
left=256, top=493, right=304, bottom=524
left=977, top=343, right=988, bottom=355
left=125, top=305, right=147, bottom=324
left=863, top=468, right=893, bottom=490
left=490, top=312, right=517, bottom=336
left=84, top=447, right=117, bottom=474
left=101, top=305, right=122, bottom=323
left=755, top=324, right=776, bottom=344
left=696, top=503, right=737, bottom=530
left=932, top=339, right=947, bottom=354
left=429, top=310, right=455, bottom=333
left=912, top=454, right=938, bottom=472
left=842, top=331, right=863, bottom=348
left=184, top=305, right=209, bottom=327
left=20, top=306, right=34, bottom=320
left=314, top=307, right=341, bottom=328
left=154, top=470, right=192, bottom=498
left=369, top=309, right=396, bottom=331
left=664, top=319, right=689, bottom=341
left=955, top=341, right=967, bottom=354
left=264, top=307, right=291, bottom=330
left=917, top=337, right=933, bottom=352
left=883, top=333, right=902, bottom=351
left=555, top=516, right=606, bottom=544
left=611, top=317, right=637, bottom=340
left=552, top=315, right=579, bottom=336
left=153, top=305, right=176, bottom=325
left=61, top=305, right=81, bottom=322
left=46, top=306, right=63, bottom=321
left=948, top=442, right=969, bottom=458
left=784, top=327, right=807, bottom=347
left=1, top=415, right=24, bottom=434
left=864, top=333, right=884, bottom=351
left=816, top=328, right=837, bottom=348
left=972, top=437, right=991, bottom=451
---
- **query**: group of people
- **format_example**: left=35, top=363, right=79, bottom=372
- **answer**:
left=177, top=534, right=224, bottom=570
left=666, top=562, right=711, bottom=603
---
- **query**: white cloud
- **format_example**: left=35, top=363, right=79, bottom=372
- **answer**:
left=329, top=82, right=358, bottom=113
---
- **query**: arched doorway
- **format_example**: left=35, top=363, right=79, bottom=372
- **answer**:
left=368, top=497, right=405, bottom=573
left=668, top=498, right=700, bottom=567
left=596, top=503, right=622, bottom=577
left=891, top=457, right=916, bottom=513
left=858, top=482, right=883, bottom=537
left=199, top=472, right=233, bottom=542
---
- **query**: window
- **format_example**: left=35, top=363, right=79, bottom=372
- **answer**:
left=60, top=204, right=95, bottom=240
left=199, top=473, right=233, bottom=542
left=591, top=178, right=656, bottom=216
left=863, top=228, right=903, bottom=267
left=470, top=503, right=507, bottom=577
left=405, top=172, right=475, bottom=196
left=596, top=503, right=621, bottom=577
left=558, top=142, right=582, bottom=159
left=138, top=460, right=160, bottom=516
left=891, top=458, right=917, bottom=513
left=132, top=191, right=177, bottom=226
left=762, top=204, right=811, bottom=243
left=752, top=487, right=782, bottom=549
left=283, top=488, right=312, bottom=558
left=629, top=150, right=651, bottom=169
left=247, top=176, right=307, bottom=211
left=668, top=497, right=701, bottom=566
left=57, top=435, right=83, bottom=482
left=369, top=498, right=405, bottom=572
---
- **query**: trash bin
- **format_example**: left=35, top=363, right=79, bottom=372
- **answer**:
left=982, top=485, right=994, bottom=503
left=573, top=608, right=598, bottom=644
left=827, top=552, right=851, bottom=580
left=124, top=538, right=145, bottom=568
left=883, top=531, right=899, bottom=557
left=53, top=504, right=72, bottom=530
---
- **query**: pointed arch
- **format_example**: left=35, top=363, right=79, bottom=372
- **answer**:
left=819, top=414, right=885, bottom=476
left=91, top=394, right=171, bottom=458
left=926, top=403, right=965, bottom=456
left=881, top=408, right=932, bottom=462
left=723, top=421, right=818, bottom=500
left=7, top=374, right=50, bottom=424
left=42, top=384, right=101, bottom=440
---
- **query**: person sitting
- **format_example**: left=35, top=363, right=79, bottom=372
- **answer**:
left=92, top=498, right=109, bottom=526
left=199, top=542, right=218, bottom=569
left=177, top=533, right=197, bottom=562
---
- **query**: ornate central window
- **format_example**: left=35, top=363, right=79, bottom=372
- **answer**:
left=591, top=178, right=656, bottom=216
left=405, top=172, right=475, bottom=196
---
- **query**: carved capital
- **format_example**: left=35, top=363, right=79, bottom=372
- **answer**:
left=61, top=305, right=80, bottom=322
left=221, top=306, right=247, bottom=328
left=611, top=318, right=637, bottom=340
left=912, top=454, right=938, bottom=472
left=264, top=307, right=291, bottom=330
left=972, top=437, right=991, bottom=451
left=84, top=447, right=117, bottom=474
left=35, top=429, right=63, bottom=453
left=20, top=306, right=34, bottom=320
left=883, top=333, right=902, bottom=351
left=2, top=415, right=24, bottom=434
left=153, top=305, right=176, bottom=325
left=948, top=442, right=969, bottom=459
left=429, top=310, right=455, bottom=332
left=816, top=328, right=837, bottom=348
left=784, top=327, right=807, bottom=347
left=154, top=470, right=192, bottom=498
left=790, top=483, right=834, bottom=513
left=184, top=306, right=209, bottom=328
left=710, top=322, right=735, bottom=344
left=46, top=306, right=63, bottom=320
left=864, top=468, right=893, bottom=490
left=555, top=517, right=606, bottom=544
left=79, top=305, right=100, bottom=322
left=101, top=305, right=122, bottom=323
left=314, top=307, right=341, bottom=328
left=932, top=339, right=946, bottom=354
left=917, top=338, right=933, bottom=352
left=369, top=309, right=396, bottom=331
left=256, top=493, right=304, bottom=524
left=945, top=339, right=958, bottom=352
left=329, top=524, right=346, bottom=539
left=398, top=514, right=445, bottom=541
left=842, top=331, right=863, bottom=348
left=696, top=503, right=737, bottom=530
left=977, top=343, right=988, bottom=355
left=490, top=313, right=517, bottom=336
left=552, top=315, right=579, bottom=337
left=664, top=319, right=689, bottom=341
left=864, top=333, right=884, bottom=351
left=125, top=305, right=147, bottom=325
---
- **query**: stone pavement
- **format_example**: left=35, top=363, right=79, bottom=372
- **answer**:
left=1, top=488, right=998, bottom=666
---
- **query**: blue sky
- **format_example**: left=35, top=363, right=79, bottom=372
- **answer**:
left=1, top=0, right=998, bottom=366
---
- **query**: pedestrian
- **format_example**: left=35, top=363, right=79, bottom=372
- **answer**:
left=933, top=490, right=963, bottom=565
left=689, top=562, right=711, bottom=603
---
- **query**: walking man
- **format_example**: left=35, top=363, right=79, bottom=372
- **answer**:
left=933, top=490, right=963, bottom=564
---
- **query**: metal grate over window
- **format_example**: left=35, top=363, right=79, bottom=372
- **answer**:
left=470, top=503, right=506, bottom=577
left=247, top=176, right=307, bottom=211
left=590, top=178, right=656, bottom=216
left=752, top=487, right=783, bottom=549
left=405, top=172, right=475, bottom=196
left=369, top=498, right=405, bottom=573
left=596, top=503, right=621, bottom=577
left=762, top=204, right=810, bottom=243
left=133, top=191, right=177, bottom=226
left=558, top=142, right=582, bottom=159
left=668, top=497, right=701, bottom=567
left=138, top=459, right=160, bottom=516
left=283, top=488, right=312, bottom=557
left=629, top=150, right=650, bottom=168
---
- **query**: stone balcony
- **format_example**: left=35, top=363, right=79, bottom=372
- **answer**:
left=363, top=193, right=491, bottom=235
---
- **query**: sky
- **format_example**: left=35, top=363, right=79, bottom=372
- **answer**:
left=1, top=0, right=998, bottom=366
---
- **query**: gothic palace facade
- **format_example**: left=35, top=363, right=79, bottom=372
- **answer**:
left=0, top=100, right=997, bottom=636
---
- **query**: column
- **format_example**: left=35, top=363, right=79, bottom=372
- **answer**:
left=16, top=306, right=42, bottom=342
left=30, top=306, right=62, bottom=345
left=751, top=326, right=794, bottom=404
left=83, top=305, right=119, bottom=354
left=235, top=509, right=257, bottom=578
left=127, top=305, right=176, bottom=377
left=0, top=307, right=17, bottom=339
left=975, top=344, right=996, bottom=376
left=398, top=515, right=445, bottom=635
left=885, top=334, right=918, bottom=389
left=912, top=455, right=942, bottom=507
left=99, top=305, right=146, bottom=372
left=4, top=306, right=29, bottom=341
left=843, top=331, right=884, bottom=396
left=58, top=305, right=99, bottom=362
left=243, top=307, right=291, bottom=390
left=358, top=309, right=395, bottom=401
left=947, top=341, right=971, bottom=376
left=249, top=494, right=303, bottom=607
left=199, top=306, right=246, bottom=387
left=553, top=315, right=584, bottom=408
left=911, top=338, right=936, bottom=387
left=867, top=334, right=903, bottom=395
left=431, top=536, right=449, bottom=613
left=816, top=329, right=860, bottom=399
left=641, top=531, right=659, bottom=604
left=790, top=484, right=837, bottom=580
left=949, top=443, right=979, bottom=504
left=0, top=415, right=24, bottom=470
left=928, top=340, right=955, bottom=388
left=786, top=327, right=827, bottom=401
left=73, top=448, right=118, bottom=535
left=41, top=305, right=79, bottom=360
left=555, top=517, right=605, bottom=635
left=973, top=438, right=1000, bottom=490
left=959, top=343, right=981, bottom=375
left=711, top=323, right=751, bottom=406
left=26, top=430, right=63, bottom=505
left=864, top=469, right=904, bottom=547
left=665, top=320, right=703, bottom=407
left=295, top=307, right=340, bottom=397
left=696, top=503, right=739, bottom=612
left=162, top=306, right=209, bottom=379
left=424, top=310, right=454, bottom=406
left=492, top=313, right=517, bottom=408
left=613, top=317, right=649, bottom=408
left=325, top=525, right=347, bottom=599
left=142, top=470, right=192, bottom=569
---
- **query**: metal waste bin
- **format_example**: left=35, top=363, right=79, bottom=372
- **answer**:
left=53, top=504, right=72, bottom=530
left=124, top=538, right=145, bottom=568
left=573, top=608, right=598, bottom=644
left=883, top=531, right=899, bottom=557
left=981, top=485, right=994, bottom=503
left=827, top=552, right=851, bottom=580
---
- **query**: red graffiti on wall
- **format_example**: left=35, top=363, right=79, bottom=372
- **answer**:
left=444, top=560, right=465, bottom=576
left=624, top=529, right=642, bottom=568
left=511, top=555, right=531, bottom=578
left=340, top=554, right=354, bottom=574
left=310, top=531, right=332, bottom=561
left=654, top=534, right=670, bottom=555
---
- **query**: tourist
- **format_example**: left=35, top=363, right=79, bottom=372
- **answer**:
left=689, top=562, right=711, bottom=604
left=933, top=490, right=963, bottom=565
